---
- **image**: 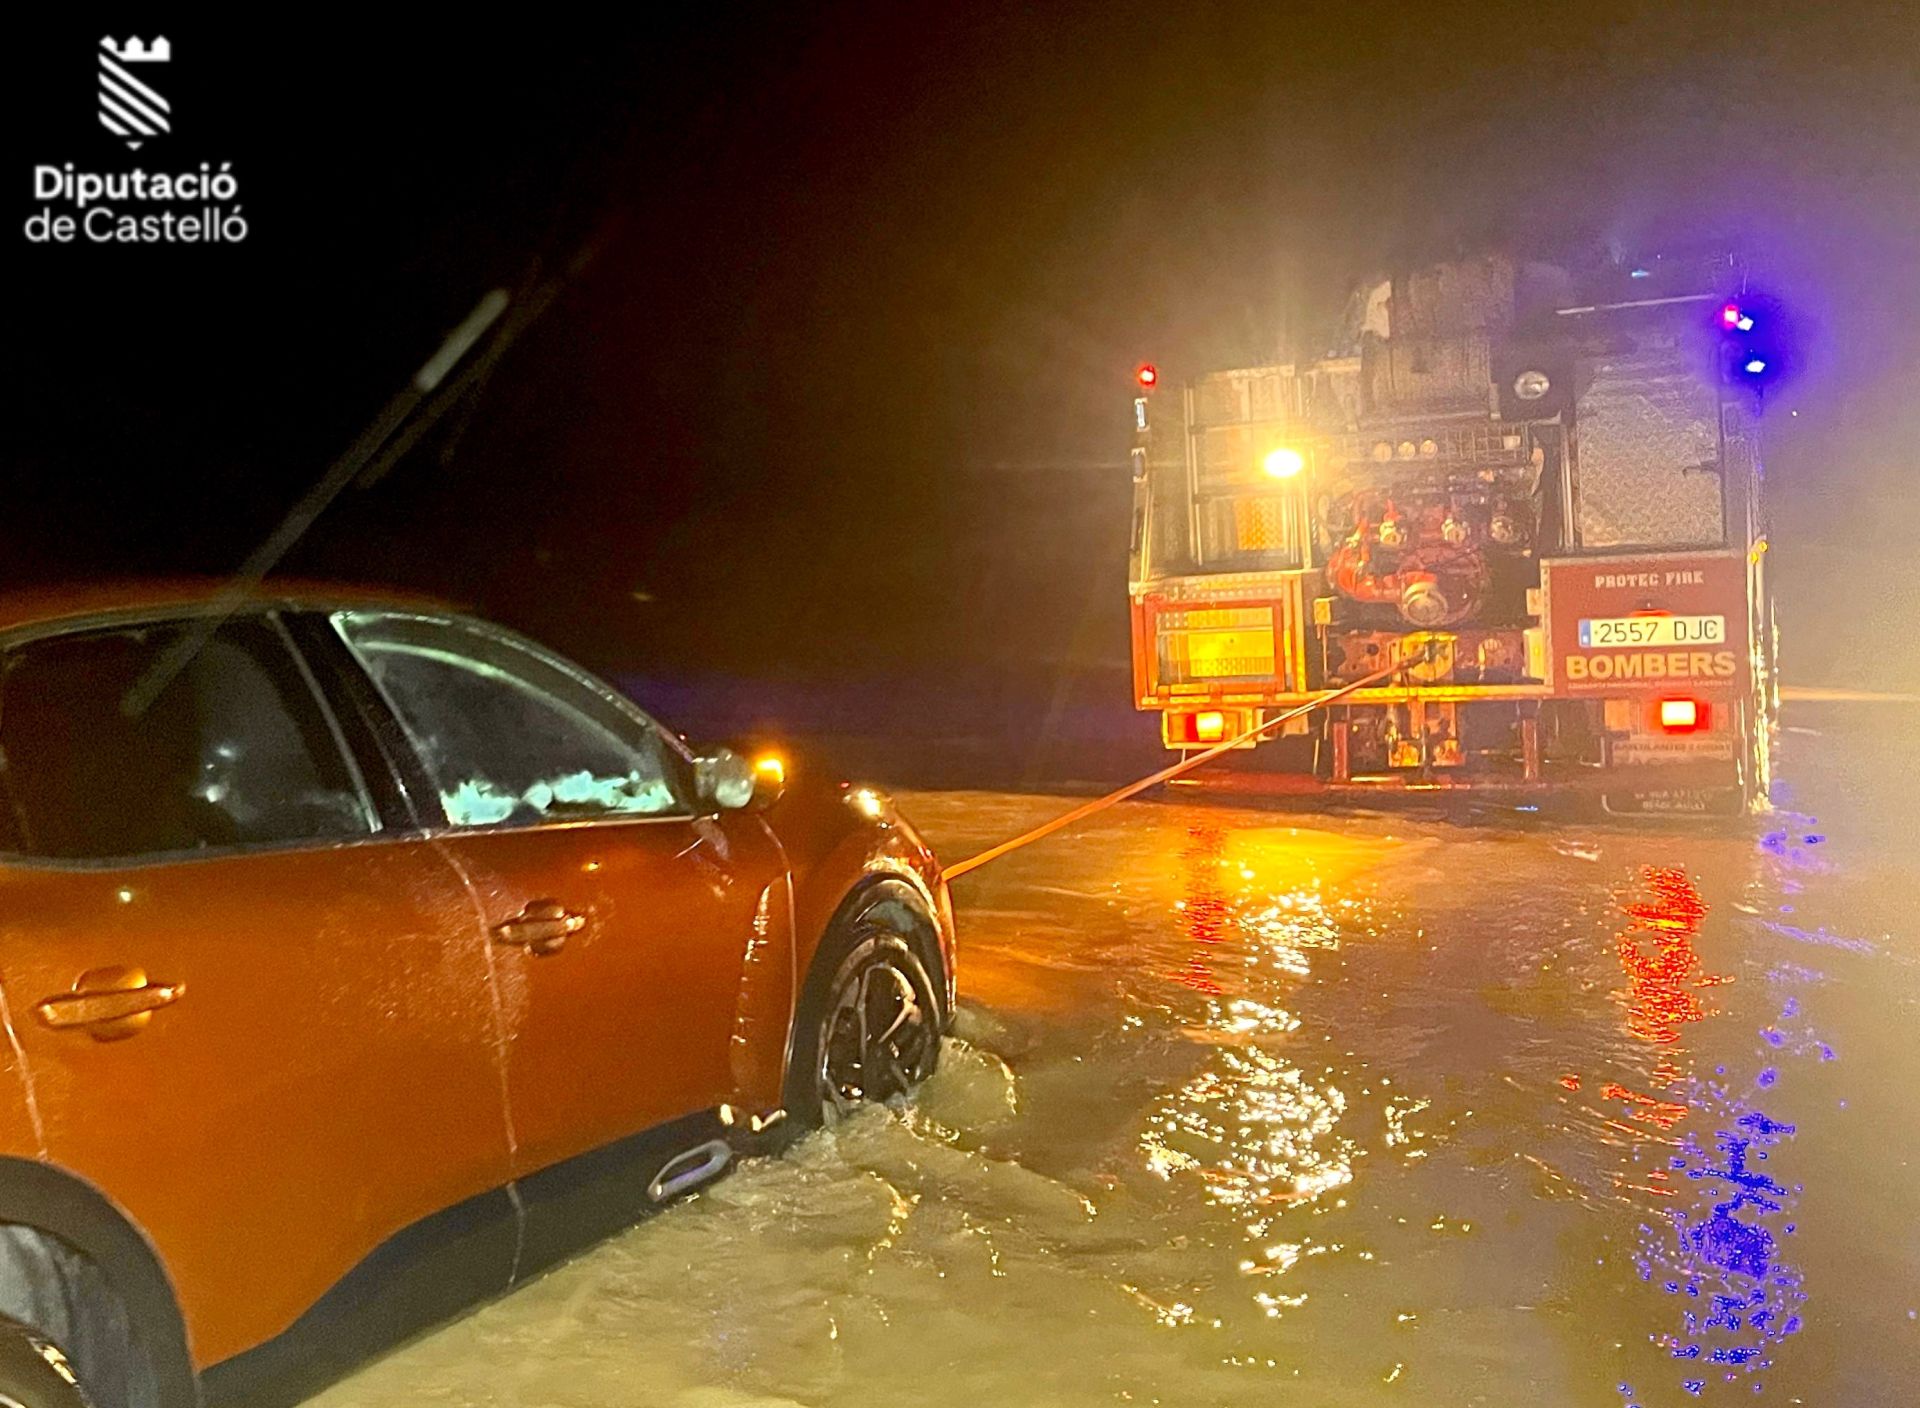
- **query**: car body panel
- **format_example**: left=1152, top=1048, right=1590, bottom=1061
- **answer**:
left=427, top=811, right=786, bottom=1179
left=719, top=867, right=800, bottom=1116
left=0, top=841, right=513, bottom=1366
left=0, top=997, right=42, bottom=1160
left=197, top=1108, right=725, bottom=1408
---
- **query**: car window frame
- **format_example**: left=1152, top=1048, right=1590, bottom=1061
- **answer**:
left=327, top=609, right=702, bottom=836
left=278, top=610, right=442, bottom=834
left=0, top=606, right=385, bottom=871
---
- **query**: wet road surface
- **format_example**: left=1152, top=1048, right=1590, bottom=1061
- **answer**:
left=305, top=702, right=1917, bottom=1406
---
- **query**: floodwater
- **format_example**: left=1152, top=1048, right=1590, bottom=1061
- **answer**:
left=306, top=701, right=1917, bottom=1407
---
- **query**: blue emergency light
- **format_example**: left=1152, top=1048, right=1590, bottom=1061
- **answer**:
left=1716, top=293, right=1788, bottom=392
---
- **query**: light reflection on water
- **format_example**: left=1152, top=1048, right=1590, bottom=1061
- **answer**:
left=1139, top=823, right=1371, bottom=1320
left=1615, top=866, right=1728, bottom=1044
left=1557, top=863, right=1811, bottom=1403
left=1574, top=860, right=1797, bottom=1398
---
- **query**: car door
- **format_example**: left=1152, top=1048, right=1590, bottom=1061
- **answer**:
left=0, top=612, right=514, bottom=1369
left=327, top=610, right=788, bottom=1180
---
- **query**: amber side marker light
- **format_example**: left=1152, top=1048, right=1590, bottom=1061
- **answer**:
left=752, top=754, right=787, bottom=786
left=1658, top=698, right=1706, bottom=733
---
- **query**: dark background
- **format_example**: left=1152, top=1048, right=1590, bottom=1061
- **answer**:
left=6, top=4, right=1917, bottom=777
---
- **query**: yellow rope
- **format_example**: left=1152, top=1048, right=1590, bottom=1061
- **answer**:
left=942, top=652, right=1421, bottom=880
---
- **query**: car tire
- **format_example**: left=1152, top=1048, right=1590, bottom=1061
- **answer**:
left=0, top=1229, right=157, bottom=1408
left=0, top=1314, right=94, bottom=1408
left=782, top=888, right=945, bottom=1130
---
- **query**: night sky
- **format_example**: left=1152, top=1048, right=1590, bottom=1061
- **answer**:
left=6, top=5, right=1918, bottom=704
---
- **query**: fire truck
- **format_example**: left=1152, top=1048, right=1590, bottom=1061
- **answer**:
left=1127, top=251, right=1779, bottom=815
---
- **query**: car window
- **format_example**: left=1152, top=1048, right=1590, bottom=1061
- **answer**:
left=334, top=612, right=691, bottom=829
left=0, top=617, right=376, bottom=861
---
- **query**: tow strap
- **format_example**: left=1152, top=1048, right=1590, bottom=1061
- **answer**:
left=942, top=650, right=1426, bottom=880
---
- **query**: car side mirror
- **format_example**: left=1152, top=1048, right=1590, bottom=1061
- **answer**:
left=693, top=747, right=786, bottom=812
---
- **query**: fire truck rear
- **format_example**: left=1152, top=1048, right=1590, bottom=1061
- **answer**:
left=1127, top=252, right=1778, bottom=815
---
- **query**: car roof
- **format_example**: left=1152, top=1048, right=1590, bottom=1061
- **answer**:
left=0, top=579, right=456, bottom=638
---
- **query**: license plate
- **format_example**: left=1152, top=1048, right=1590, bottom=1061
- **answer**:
left=1578, top=614, right=1725, bottom=648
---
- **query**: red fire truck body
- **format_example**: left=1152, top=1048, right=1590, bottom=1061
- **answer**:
left=1127, top=254, right=1776, bottom=814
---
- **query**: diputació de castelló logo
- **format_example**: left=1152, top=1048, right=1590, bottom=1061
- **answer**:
left=24, top=36, right=250, bottom=246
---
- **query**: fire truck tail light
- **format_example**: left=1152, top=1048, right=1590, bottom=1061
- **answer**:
left=1658, top=698, right=1705, bottom=732
left=1164, top=708, right=1253, bottom=748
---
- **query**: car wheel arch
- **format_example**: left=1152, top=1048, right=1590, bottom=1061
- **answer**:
left=795, top=874, right=948, bottom=1030
left=0, top=1158, right=196, bottom=1408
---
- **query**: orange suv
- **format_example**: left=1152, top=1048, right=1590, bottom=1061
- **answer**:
left=0, top=584, right=953, bottom=1408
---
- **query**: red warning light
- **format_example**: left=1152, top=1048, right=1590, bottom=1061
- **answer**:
left=1719, top=303, right=1743, bottom=330
left=1136, top=364, right=1159, bottom=388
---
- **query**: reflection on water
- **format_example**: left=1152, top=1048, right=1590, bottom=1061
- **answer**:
left=1616, top=867, right=1729, bottom=1044
left=1632, top=1087, right=1802, bottom=1399
left=1139, top=823, right=1364, bottom=1318
left=1172, top=824, right=1228, bottom=996
left=1578, top=865, right=1810, bottom=1403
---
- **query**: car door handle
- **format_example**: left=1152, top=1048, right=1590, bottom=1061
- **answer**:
left=35, top=966, right=184, bottom=1041
left=491, top=900, right=585, bottom=956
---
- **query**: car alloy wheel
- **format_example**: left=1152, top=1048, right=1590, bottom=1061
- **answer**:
left=814, top=935, right=940, bottom=1122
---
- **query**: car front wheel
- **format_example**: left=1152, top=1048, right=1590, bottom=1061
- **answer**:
left=785, top=894, right=944, bottom=1128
